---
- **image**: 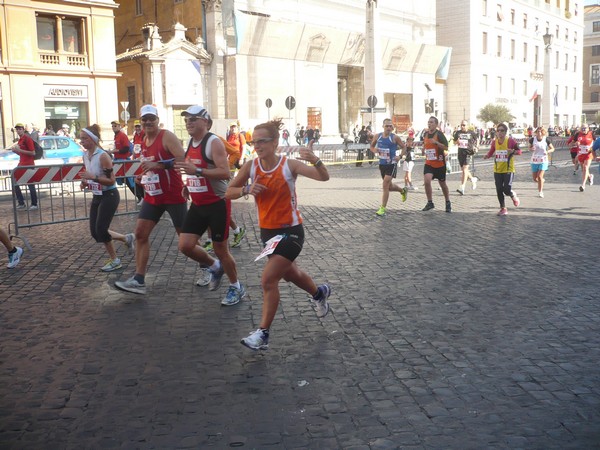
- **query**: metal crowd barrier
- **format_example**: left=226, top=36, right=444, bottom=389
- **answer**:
left=9, top=160, right=143, bottom=248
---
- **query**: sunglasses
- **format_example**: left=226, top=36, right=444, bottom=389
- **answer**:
left=497, top=129, right=507, bottom=132
left=249, top=138, right=273, bottom=145
left=141, top=115, right=157, bottom=122
left=184, top=117, right=201, bottom=123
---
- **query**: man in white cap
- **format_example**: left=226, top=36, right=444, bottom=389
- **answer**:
left=115, top=105, right=202, bottom=294
left=57, top=124, right=71, bottom=137
left=175, top=105, right=245, bottom=306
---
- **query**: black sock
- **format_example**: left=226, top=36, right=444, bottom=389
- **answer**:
left=260, top=328, right=269, bottom=335
left=312, top=286, right=323, bottom=301
left=8, top=248, right=16, bottom=255
left=134, top=274, right=145, bottom=284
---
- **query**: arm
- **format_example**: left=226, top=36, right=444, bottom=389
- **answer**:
left=112, top=133, right=130, bottom=157
left=484, top=140, right=495, bottom=159
left=175, top=136, right=230, bottom=180
left=13, top=137, right=35, bottom=157
left=394, top=135, right=406, bottom=161
left=141, top=131, right=185, bottom=172
left=510, top=139, right=522, bottom=155
left=225, top=160, right=253, bottom=200
left=81, top=152, right=115, bottom=185
left=291, top=141, right=329, bottom=181
left=370, top=133, right=378, bottom=154
left=547, top=138, right=555, bottom=153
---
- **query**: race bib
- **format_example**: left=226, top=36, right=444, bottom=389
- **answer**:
left=87, top=180, right=102, bottom=196
left=186, top=175, right=208, bottom=193
left=425, top=149, right=437, bottom=161
left=578, top=145, right=590, bottom=155
left=531, top=154, right=546, bottom=163
left=378, top=148, right=390, bottom=162
left=141, top=172, right=163, bottom=196
left=133, top=144, right=141, bottom=156
left=255, top=235, right=284, bottom=261
left=458, top=138, right=469, bottom=148
left=495, top=150, right=508, bottom=162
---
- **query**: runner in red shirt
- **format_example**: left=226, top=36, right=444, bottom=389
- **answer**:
left=11, top=123, right=38, bottom=209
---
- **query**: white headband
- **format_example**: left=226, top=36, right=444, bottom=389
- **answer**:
left=82, top=128, right=99, bottom=144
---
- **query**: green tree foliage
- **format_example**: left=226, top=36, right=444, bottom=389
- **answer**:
left=477, top=104, right=515, bottom=125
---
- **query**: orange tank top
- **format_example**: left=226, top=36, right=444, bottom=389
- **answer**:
left=250, top=156, right=302, bottom=229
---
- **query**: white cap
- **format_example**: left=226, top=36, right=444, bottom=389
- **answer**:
left=62, top=124, right=69, bottom=128
left=181, top=105, right=211, bottom=121
left=140, top=105, right=159, bottom=117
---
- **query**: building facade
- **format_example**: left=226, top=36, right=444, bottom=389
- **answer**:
left=438, top=0, right=584, bottom=129
left=0, top=0, right=120, bottom=146
left=583, top=4, right=600, bottom=124
left=114, top=0, right=450, bottom=139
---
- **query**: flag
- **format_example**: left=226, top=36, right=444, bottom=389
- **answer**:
left=529, top=89, right=538, bottom=102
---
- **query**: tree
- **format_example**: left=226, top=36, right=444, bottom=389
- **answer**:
left=477, top=104, right=515, bottom=125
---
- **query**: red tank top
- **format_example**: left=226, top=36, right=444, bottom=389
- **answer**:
left=140, top=130, right=185, bottom=205
left=185, top=134, right=228, bottom=206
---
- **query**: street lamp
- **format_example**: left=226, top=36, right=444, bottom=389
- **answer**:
left=542, top=32, right=554, bottom=128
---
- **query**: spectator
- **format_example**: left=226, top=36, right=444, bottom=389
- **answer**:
left=57, top=124, right=71, bottom=137
left=44, top=125, right=56, bottom=136
left=11, top=123, right=38, bottom=210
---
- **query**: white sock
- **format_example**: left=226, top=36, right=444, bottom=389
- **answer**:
left=232, top=226, right=240, bottom=234
left=209, top=260, right=220, bottom=272
left=231, top=281, right=241, bottom=289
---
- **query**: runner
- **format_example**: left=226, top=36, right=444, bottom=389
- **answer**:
left=1, top=226, right=23, bottom=269
left=421, top=116, right=452, bottom=212
left=403, top=134, right=417, bottom=190
left=114, top=105, right=194, bottom=294
left=528, top=126, right=554, bottom=198
left=453, top=120, right=479, bottom=195
left=575, top=124, right=595, bottom=192
left=483, top=123, right=521, bottom=216
left=175, top=105, right=245, bottom=306
left=566, top=126, right=580, bottom=175
left=370, top=118, right=408, bottom=217
left=225, top=119, right=331, bottom=351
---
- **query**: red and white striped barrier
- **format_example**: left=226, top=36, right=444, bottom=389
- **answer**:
left=12, top=161, right=144, bottom=186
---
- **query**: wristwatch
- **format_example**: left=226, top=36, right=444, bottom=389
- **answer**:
left=195, top=167, right=203, bottom=176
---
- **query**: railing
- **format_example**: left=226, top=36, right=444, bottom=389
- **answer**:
left=39, top=51, right=88, bottom=67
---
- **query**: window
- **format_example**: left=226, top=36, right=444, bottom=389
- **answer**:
left=591, top=92, right=599, bottom=103
left=497, top=4, right=503, bottom=21
left=565, top=28, right=569, bottom=41
left=574, top=55, right=577, bottom=72
left=534, top=45, right=539, bottom=72
left=574, top=87, right=577, bottom=101
left=523, top=80, right=528, bottom=97
left=523, top=13, right=528, bottom=29
left=127, top=86, right=137, bottom=119
left=556, top=25, right=559, bottom=39
left=565, top=86, right=568, bottom=101
left=36, top=14, right=84, bottom=54
left=565, top=54, right=569, bottom=71
left=511, top=9, right=515, bottom=25
left=594, top=46, right=600, bottom=57
left=594, top=22, right=600, bottom=33
left=555, top=51, right=559, bottom=69
left=574, top=31, right=578, bottom=44
left=510, top=39, right=515, bottom=60
left=511, top=78, right=515, bottom=95
left=591, top=65, right=600, bottom=85
left=483, top=74, right=488, bottom=93
left=135, top=0, right=142, bottom=15
left=497, top=35, right=502, bottom=57
left=497, top=76, right=502, bottom=94
left=535, top=18, right=539, bottom=33
left=482, top=0, right=487, bottom=16
left=523, top=42, right=528, bottom=62
left=482, top=32, right=488, bottom=54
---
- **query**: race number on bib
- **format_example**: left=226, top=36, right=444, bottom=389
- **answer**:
left=186, top=175, right=208, bottom=193
left=495, top=150, right=508, bottom=162
left=532, top=154, right=546, bottom=163
left=87, top=180, right=102, bottom=196
left=425, top=149, right=437, bottom=161
left=458, top=138, right=469, bottom=148
left=378, top=148, right=390, bottom=162
left=141, top=172, right=163, bottom=196
left=255, top=235, right=284, bottom=261
left=578, top=145, right=590, bottom=156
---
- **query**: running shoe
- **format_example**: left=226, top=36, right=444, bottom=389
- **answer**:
left=313, top=284, right=331, bottom=318
left=400, top=187, right=408, bottom=202
left=456, top=187, right=464, bottom=196
left=589, top=174, right=594, bottom=186
left=422, top=201, right=435, bottom=211
left=231, top=226, right=246, bottom=248
left=101, top=258, right=122, bottom=272
left=241, top=328, right=269, bottom=351
left=202, top=241, right=214, bottom=253
left=7, top=247, right=23, bottom=269
left=375, top=206, right=386, bottom=216
left=471, top=177, right=478, bottom=190
left=512, top=194, right=520, bottom=207
left=538, top=191, right=544, bottom=198
left=579, top=185, right=585, bottom=192
left=16, top=204, right=26, bottom=210
left=497, top=208, right=508, bottom=216
left=222, top=284, right=246, bottom=306
left=208, top=264, right=224, bottom=291
left=195, top=267, right=211, bottom=286
left=28, top=205, right=39, bottom=211
left=445, top=200, right=452, bottom=213
left=115, top=276, right=146, bottom=295
left=125, top=233, right=136, bottom=255
left=410, top=185, right=418, bottom=191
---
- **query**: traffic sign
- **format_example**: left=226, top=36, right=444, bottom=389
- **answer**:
left=120, top=101, right=129, bottom=111
left=367, top=95, right=377, bottom=108
left=120, top=111, right=130, bottom=122
left=265, top=98, right=273, bottom=108
left=285, top=96, right=296, bottom=110
left=360, top=107, right=386, bottom=113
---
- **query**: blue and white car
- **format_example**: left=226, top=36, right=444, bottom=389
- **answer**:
left=0, top=135, right=83, bottom=171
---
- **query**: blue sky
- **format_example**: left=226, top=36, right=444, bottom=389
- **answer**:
left=586, top=0, right=599, bottom=5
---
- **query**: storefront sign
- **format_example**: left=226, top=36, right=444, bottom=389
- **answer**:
left=44, top=85, right=88, bottom=101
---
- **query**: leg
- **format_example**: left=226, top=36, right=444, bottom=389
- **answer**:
left=14, top=185, right=25, bottom=206
left=179, top=232, right=215, bottom=267
left=28, top=184, right=38, bottom=206
left=424, top=172, right=434, bottom=201
left=494, top=173, right=505, bottom=208
left=213, top=241, right=238, bottom=284
left=439, top=179, right=450, bottom=201
left=95, top=190, right=120, bottom=260
left=259, top=255, right=294, bottom=329
left=537, top=170, right=545, bottom=193
left=381, top=175, right=392, bottom=207
left=282, top=260, right=318, bottom=296
left=0, top=226, right=15, bottom=252
left=133, top=219, right=157, bottom=276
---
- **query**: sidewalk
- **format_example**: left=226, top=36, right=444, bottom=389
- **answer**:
left=0, top=151, right=598, bottom=449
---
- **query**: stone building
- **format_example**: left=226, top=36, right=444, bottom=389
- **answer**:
left=0, top=0, right=119, bottom=145
left=583, top=4, right=600, bottom=124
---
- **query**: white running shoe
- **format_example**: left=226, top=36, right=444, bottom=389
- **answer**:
left=101, top=258, right=122, bottom=272
left=124, top=233, right=136, bottom=255
left=241, top=329, right=269, bottom=351
left=538, top=191, right=544, bottom=198
left=7, top=247, right=23, bottom=269
left=195, top=267, right=211, bottom=286
left=589, top=174, right=594, bottom=186
left=115, top=276, right=146, bottom=294
left=471, top=177, right=478, bottom=190
left=313, top=284, right=331, bottom=318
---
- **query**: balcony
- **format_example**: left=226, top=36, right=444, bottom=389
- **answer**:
left=39, top=51, right=88, bottom=68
